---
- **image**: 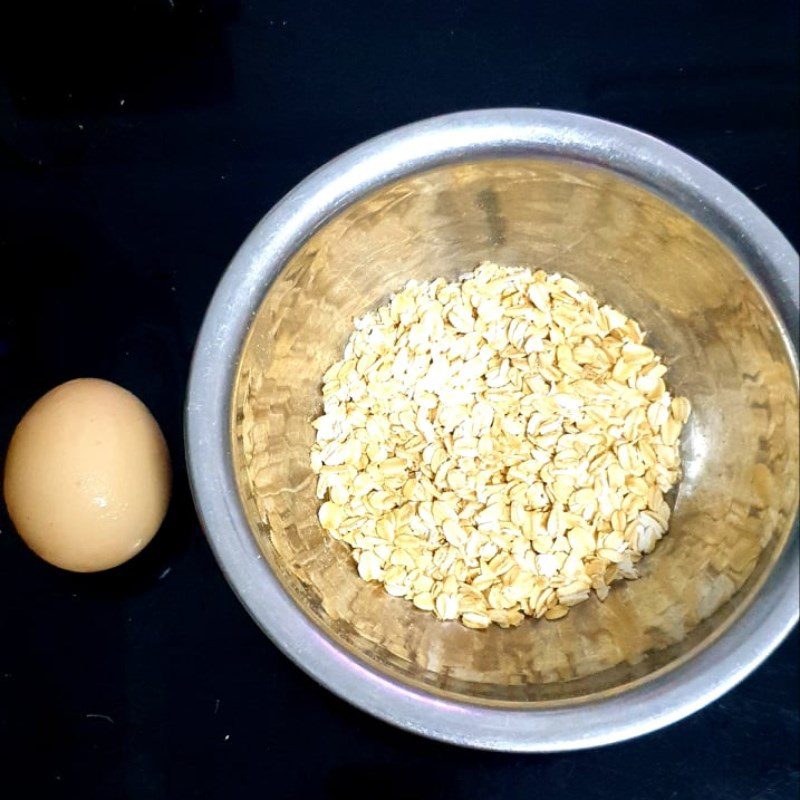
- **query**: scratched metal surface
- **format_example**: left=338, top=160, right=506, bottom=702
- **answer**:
left=218, top=147, right=797, bottom=747
left=238, top=157, right=797, bottom=696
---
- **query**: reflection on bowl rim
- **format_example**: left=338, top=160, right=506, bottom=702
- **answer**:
left=185, top=109, right=799, bottom=751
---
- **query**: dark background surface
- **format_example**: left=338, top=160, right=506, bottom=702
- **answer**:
left=0, top=1, right=798, bottom=798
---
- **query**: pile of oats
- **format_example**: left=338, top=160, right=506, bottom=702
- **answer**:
left=310, top=262, right=690, bottom=629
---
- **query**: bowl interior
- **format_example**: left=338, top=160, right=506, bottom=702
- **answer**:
left=232, top=159, right=798, bottom=704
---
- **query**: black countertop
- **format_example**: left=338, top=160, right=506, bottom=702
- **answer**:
left=1, top=1, right=797, bottom=797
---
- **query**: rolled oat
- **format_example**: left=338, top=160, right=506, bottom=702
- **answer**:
left=311, top=262, right=690, bottom=629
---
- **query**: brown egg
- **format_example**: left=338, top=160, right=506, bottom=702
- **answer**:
left=3, top=379, right=171, bottom=572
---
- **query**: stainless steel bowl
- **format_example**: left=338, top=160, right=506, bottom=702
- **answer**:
left=186, top=109, right=799, bottom=751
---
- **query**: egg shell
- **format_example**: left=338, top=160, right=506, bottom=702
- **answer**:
left=3, top=378, right=171, bottom=572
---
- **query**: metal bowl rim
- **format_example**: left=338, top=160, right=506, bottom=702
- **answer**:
left=185, top=108, right=799, bottom=752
